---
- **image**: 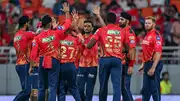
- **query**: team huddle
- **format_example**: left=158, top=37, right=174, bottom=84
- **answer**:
left=13, top=2, right=163, bottom=101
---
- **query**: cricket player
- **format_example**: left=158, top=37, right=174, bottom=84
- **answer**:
left=30, top=3, right=71, bottom=101
left=139, top=16, right=163, bottom=101
left=77, top=20, right=98, bottom=101
left=119, top=12, right=136, bottom=101
left=85, top=12, right=134, bottom=101
left=13, top=16, right=36, bottom=101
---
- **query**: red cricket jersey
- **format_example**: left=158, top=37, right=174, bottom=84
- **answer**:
left=30, top=19, right=71, bottom=68
left=122, top=26, right=137, bottom=64
left=60, top=34, right=82, bottom=63
left=92, top=24, right=126, bottom=59
left=141, top=29, right=163, bottom=62
left=14, top=30, right=36, bottom=65
left=79, top=34, right=98, bottom=67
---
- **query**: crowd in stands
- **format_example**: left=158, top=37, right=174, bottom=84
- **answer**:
left=0, top=0, right=180, bottom=47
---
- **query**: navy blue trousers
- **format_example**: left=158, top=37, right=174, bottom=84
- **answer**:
left=99, top=57, right=122, bottom=101
left=13, top=64, right=32, bottom=101
left=57, top=62, right=81, bottom=101
left=142, top=60, right=163, bottom=101
left=77, top=67, right=97, bottom=101
left=38, top=57, right=60, bottom=101
left=121, top=63, right=134, bottom=101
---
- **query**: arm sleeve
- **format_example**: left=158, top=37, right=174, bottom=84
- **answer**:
left=91, top=29, right=101, bottom=41
left=30, top=39, right=39, bottom=62
left=125, top=28, right=136, bottom=49
left=127, top=33, right=136, bottom=48
left=154, top=34, right=163, bottom=52
left=56, top=19, right=72, bottom=34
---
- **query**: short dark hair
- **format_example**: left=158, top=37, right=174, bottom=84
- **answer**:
left=162, top=72, right=169, bottom=77
left=18, top=16, right=29, bottom=28
left=41, top=15, right=52, bottom=27
left=106, top=12, right=116, bottom=24
left=84, top=20, right=93, bottom=26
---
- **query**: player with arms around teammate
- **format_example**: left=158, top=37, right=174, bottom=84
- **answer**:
left=139, top=16, right=163, bottom=101
left=30, top=3, right=71, bottom=101
left=119, top=12, right=136, bottom=101
left=77, top=20, right=98, bottom=101
left=13, top=16, right=36, bottom=101
left=85, top=12, right=129, bottom=101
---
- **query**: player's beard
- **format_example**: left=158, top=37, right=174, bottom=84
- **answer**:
left=85, top=31, right=91, bottom=34
left=84, top=29, right=92, bottom=34
left=146, top=25, right=153, bottom=32
left=26, top=26, right=29, bottom=31
left=119, top=22, right=127, bottom=28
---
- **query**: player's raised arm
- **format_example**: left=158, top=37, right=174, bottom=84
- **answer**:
left=71, top=10, right=85, bottom=43
left=53, top=2, right=71, bottom=33
left=92, top=5, right=106, bottom=27
left=61, top=2, right=70, bottom=19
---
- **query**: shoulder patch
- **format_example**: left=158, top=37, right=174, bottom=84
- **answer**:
left=57, top=26, right=65, bottom=30
left=32, top=41, right=36, bottom=46
left=156, top=36, right=161, bottom=40
left=155, top=31, right=161, bottom=40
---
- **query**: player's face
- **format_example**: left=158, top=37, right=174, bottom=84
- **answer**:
left=84, top=23, right=93, bottom=33
left=145, top=19, right=155, bottom=31
left=119, top=17, right=127, bottom=28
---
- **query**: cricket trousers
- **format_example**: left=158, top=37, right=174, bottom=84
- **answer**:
left=99, top=57, right=122, bottom=101
left=57, top=62, right=81, bottom=101
left=121, top=62, right=134, bottom=101
left=142, top=60, right=163, bottom=101
left=13, top=64, right=32, bottom=101
left=77, top=67, right=97, bottom=101
left=38, top=57, right=60, bottom=101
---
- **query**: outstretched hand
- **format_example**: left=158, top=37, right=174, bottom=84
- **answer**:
left=92, top=5, right=100, bottom=15
left=71, top=9, right=79, bottom=21
left=61, top=2, right=70, bottom=13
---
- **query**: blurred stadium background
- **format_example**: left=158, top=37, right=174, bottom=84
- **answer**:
left=0, top=0, right=180, bottom=101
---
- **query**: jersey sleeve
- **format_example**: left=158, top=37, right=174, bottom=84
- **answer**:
left=30, top=38, right=39, bottom=62
left=91, top=28, right=101, bottom=41
left=126, top=28, right=136, bottom=49
left=56, top=19, right=72, bottom=34
left=154, top=33, right=163, bottom=53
